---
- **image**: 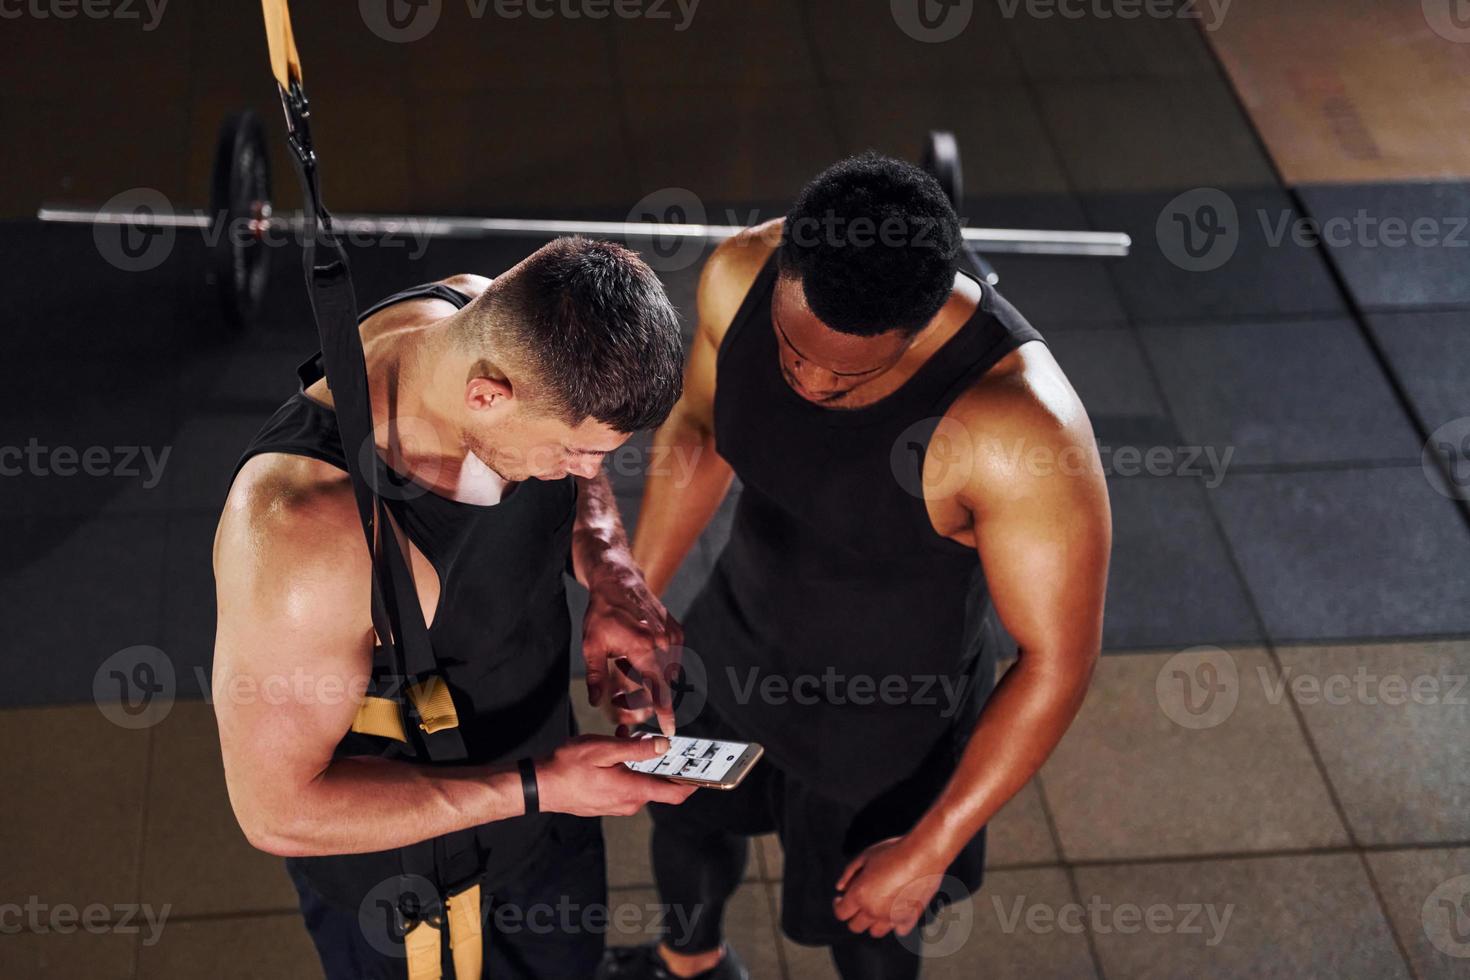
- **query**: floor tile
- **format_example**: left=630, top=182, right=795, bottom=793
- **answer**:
left=990, top=253, right=1131, bottom=331
left=1366, top=847, right=1470, bottom=980
left=0, top=929, right=136, bottom=980
left=159, top=515, right=220, bottom=697
left=0, top=706, right=150, bottom=912
left=1075, top=854, right=1410, bottom=979
left=1139, top=318, right=1422, bottom=466
left=621, top=86, right=843, bottom=206
left=805, top=0, right=1023, bottom=83
left=610, top=1, right=816, bottom=87
left=0, top=515, right=169, bottom=708
left=1368, top=310, right=1470, bottom=432
left=1101, top=477, right=1261, bottom=650
left=1041, top=650, right=1348, bottom=860
left=1210, top=468, right=1470, bottom=642
left=1000, top=4, right=1219, bottom=80
left=1045, top=327, right=1184, bottom=459
left=1298, top=182, right=1470, bottom=310
left=1037, top=79, right=1275, bottom=194
left=158, top=414, right=263, bottom=514
left=408, top=86, right=639, bottom=213
left=134, top=912, right=321, bottom=980
left=1278, top=641, right=1470, bottom=846
left=137, top=702, right=299, bottom=917
left=986, top=778, right=1061, bottom=869
left=1084, top=188, right=1347, bottom=322
left=828, top=82, right=1068, bottom=195
left=605, top=884, right=783, bottom=979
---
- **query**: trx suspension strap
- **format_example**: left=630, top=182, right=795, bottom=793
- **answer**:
left=258, top=4, right=486, bottom=976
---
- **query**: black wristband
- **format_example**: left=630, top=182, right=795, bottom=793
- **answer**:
left=518, top=758, right=540, bottom=816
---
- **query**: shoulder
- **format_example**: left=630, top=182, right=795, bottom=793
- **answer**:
left=438, top=273, right=493, bottom=301
left=945, top=342, right=1105, bottom=509
left=696, top=220, right=782, bottom=342
left=215, top=453, right=370, bottom=626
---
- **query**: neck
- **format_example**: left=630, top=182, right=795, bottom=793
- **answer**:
left=365, top=321, right=507, bottom=505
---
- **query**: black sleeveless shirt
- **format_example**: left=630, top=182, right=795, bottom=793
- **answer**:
left=234, top=283, right=579, bottom=908
left=684, top=258, right=1044, bottom=810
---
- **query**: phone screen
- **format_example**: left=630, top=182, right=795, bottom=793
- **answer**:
left=624, top=736, right=750, bottom=784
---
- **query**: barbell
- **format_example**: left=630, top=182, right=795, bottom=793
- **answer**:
left=37, top=114, right=1131, bottom=330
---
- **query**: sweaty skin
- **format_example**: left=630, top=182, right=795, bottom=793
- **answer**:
left=213, top=273, right=692, bottom=859
left=628, top=223, right=1111, bottom=951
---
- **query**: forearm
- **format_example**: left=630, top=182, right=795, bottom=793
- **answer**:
left=571, top=471, right=638, bottom=592
left=238, top=757, right=525, bottom=858
left=910, top=649, right=1096, bottom=864
left=631, top=412, right=733, bottom=596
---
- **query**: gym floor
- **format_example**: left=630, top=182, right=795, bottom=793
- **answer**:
left=3, top=2, right=1468, bottom=978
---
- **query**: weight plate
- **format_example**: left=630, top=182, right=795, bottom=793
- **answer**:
left=920, top=130, right=963, bottom=211
left=208, top=111, right=272, bottom=330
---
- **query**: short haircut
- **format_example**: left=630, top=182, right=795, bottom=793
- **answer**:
left=466, top=237, right=684, bottom=433
left=778, top=152, right=962, bottom=337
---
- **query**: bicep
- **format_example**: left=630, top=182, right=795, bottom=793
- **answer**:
left=212, top=514, right=373, bottom=809
left=968, top=428, right=1111, bottom=667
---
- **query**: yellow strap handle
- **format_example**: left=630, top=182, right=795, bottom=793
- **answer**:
left=448, top=884, right=484, bottom=980
left=259, top=0, right=303, bottom=88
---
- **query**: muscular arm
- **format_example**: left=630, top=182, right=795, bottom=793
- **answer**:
left=836, top=348, right=1111, bottom=936
left=214, top=460, right=690, bottom=857
left=911, top=363, right=1110, bottom=863
left=629, top=225, right=775, bottom=595
left=212, top=465, right=529, bottom=857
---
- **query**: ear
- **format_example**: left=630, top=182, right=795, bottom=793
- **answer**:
left=465, top=375, right=514, bottom=412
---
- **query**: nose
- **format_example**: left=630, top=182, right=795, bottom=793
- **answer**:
left=787, top=357, right=840, bottom=398
left=568, top=457, right=602, bottom=480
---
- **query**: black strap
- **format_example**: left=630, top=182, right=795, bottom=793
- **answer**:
left=277, top=79, right=465, bottom=762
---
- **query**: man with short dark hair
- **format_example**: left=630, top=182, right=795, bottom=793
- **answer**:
left=601, top=155, right=1111, bottom=979
left=214, top=237, right=696, bottom=979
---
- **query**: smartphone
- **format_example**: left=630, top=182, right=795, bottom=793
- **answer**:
left=624, top=735, right=764, bottom=790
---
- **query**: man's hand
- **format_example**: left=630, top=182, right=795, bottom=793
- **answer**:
left=583, top=574, right=684, bottom=736
left=833, top=836, right=949, bottom=939
left=536, top=734, right=697, bottom=817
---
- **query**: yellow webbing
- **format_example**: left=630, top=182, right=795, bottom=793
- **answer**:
left=447, top=884, right=484, bottom=980
left=258, top=0, right=303, bottom=89
left=403, top=919, right=442, bottom=980
left=350, top=696, right=408, bottom=743
left=409, top=676, right=461, bottom=735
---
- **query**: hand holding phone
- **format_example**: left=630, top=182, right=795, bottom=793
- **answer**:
left=623, top=735, right=764, bottom=790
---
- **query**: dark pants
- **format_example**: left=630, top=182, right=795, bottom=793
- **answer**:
left=288, top=816, right=608, bottom=980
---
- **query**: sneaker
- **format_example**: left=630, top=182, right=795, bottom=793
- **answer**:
left=595, top=943, right=749, bottom=980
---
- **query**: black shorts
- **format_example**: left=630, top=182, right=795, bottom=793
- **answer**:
left=647, top=700, right=986, bottom=947
left=288, top=814, right=607, bottom=980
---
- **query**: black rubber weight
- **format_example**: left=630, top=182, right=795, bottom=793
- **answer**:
left=208, top=111, right=272, bottom=330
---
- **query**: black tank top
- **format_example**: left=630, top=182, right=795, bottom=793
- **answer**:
left=234, top=282, right=579, bottom=907
left=684, top=257, right=1044, bottom=809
